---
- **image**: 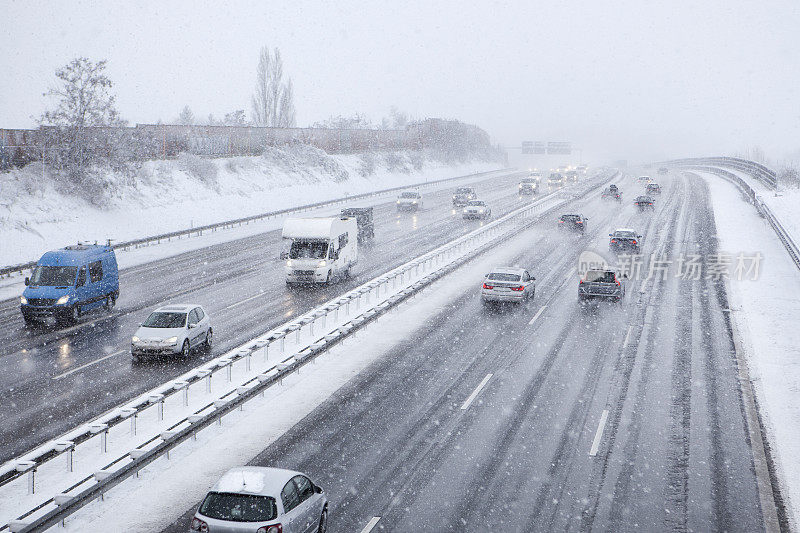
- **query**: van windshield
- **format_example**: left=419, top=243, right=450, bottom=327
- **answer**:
left=289, top=240, right=328, bottom=260
left=30, top=266, right=77, bottom=286
left=142, top=312, right=186, bottom=328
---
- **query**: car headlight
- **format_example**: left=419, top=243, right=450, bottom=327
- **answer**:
left=318, top=260, right=327, bottom=267
left=20, top=296, right=27, bottom=305
left=131, top=336, right=140, bottom=343
left=56, top=295, right=70, bottom=305
left=412, top=200, right=417, bottom=204
left=397, top=200, right=401, bottom=203
left=165, top=336, right=178, bottom=344
left=286, top=259, right=293, bottom=267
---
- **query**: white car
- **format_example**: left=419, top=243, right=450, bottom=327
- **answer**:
left=481, top=267, right=536, bottom=305
left=190, top=467, right=328, bottom=533
left=396, top=190, right=423, bottom=211
left=462, top=200, right=491, bottom=220
left=131, top=304, right=212, bottom=362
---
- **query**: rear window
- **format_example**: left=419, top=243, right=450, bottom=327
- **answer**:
left=467, top=201, right=485, bottom=206
left=487, top=273, right=521, bottom=282
left=199, top=492, right=278, bottom=522
left=560, top=215, right=579, bottom=221
left=143, top=311, right=186, bottom=328
left=614, top=231, right=636, bottom=239
left=521, top=178, right=536, bottom=183
left=400, top=192, right=418, bottom=198
left=455, top=188, right=473, bottom=194
left=584, top=271, right=616, bottom=283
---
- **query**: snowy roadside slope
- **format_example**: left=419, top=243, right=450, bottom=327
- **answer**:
left=0, top=146, right=501, bottom=267
left=703, top=174, right=800, bottom=528
left=716, top=167, right=800, bottom=250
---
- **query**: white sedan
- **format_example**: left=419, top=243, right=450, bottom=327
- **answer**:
left=462, top=200, right=492, bottom=220
left=481, top=267, right=535, bottom=305
left=131, top=304, right=212, bottom=362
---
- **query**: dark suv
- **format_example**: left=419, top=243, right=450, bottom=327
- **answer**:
left=609, top=229, right=642, bottom=254
left=558, top=214, right=588, bottom=233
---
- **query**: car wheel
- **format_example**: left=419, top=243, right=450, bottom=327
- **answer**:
left=317, top=508, right=328, bottom=533
left=131, top=354, right=140, bottom=364
left=22, top=315, right=35, bottom=327
left=325, top=270, right=331, bottom=283
left=180, top=339, right=190, bottom=358
left=105, top=294, right=115, bottom=311
left=204, top=329, right=213, bottom=351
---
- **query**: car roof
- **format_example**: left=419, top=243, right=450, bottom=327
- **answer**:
left=38, top=245, right=113, bottom=267
left=488, top=266, right=525, bottom=275
left=210, top=467, right=303, bottom=498
left=614, top=228, right=637, bottom=233
left=152, top=304, right=199, bottom=313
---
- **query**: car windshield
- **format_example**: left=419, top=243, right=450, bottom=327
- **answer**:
left=522, top=179, right=536, bottom=184
left=142, top=312, right=186, bottom=328
left=561, top=215, right=579, bottom=221
left=199, top=492, right=277, bottom=522
left=400, top=192, right=418, bottom=198
left=30, top=265, right=77, bottom=286
left=289, top=240, right=328, bottom=259
left=615, top=231, right=637, bottom=239
left=455, top=188, right=473, bottom=194
left=584, top=271, right=616, bottom=283
left=467, top=201, right=485, bottom=206
left=488, top=273, right=521, bottom=282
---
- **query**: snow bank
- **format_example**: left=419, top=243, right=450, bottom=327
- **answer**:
left=0, top=146, right=501, bottom=267
left=703, top=174, right=800, bottom=527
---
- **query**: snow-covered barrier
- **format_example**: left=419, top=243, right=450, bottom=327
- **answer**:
left=0, top=171, right=616, bottom=532
left=664, top=156, right=777, bottom=189
left=682, top=166, right=800, bottom=272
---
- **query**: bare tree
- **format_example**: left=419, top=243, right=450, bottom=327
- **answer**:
left=177, top=105, right=195, bottom=125
left=251, top=46, right=296, bottom=127
left=277, top=80, right=296, bottom=127
left=38, top=57, right=131, bottom=202
left=223, top=110, right=248, bottom=126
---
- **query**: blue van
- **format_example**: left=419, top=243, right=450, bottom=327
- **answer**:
left=20, top=244, right=120, bottom=326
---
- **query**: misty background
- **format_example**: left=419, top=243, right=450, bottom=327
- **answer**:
left=2, top=0, right=799, bottom=163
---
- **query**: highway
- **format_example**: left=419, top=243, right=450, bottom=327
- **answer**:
left=0, top=169, right=556, bottom=462
left=159, top=171, right=770, bottom=532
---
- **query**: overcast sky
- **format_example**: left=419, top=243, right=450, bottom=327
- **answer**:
left=2, top=0, right=799, bottom=162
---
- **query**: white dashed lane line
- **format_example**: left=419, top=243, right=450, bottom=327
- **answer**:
left=528, top=305, right=547, bottom=325
left=52, top=350, right=127, bottom=381
left=589, top=409, right=609, bottom=457
left=460, top=373, right=493, bottom=410
left=360, top=516, right=381, bottom=533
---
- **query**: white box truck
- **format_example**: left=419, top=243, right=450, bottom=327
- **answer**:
left=282, top=217, right=358, bottom=284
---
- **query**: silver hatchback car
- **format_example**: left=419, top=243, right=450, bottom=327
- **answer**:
left=190, top=467, right=328, bottom=533
left=481, top=267, right=536, bottom=304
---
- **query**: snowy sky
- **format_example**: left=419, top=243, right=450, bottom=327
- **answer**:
left=2, top=0, right=799, bottom=161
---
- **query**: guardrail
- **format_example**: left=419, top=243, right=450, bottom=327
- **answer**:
left=0, top=171, right=617, bottom=532
left=681, top=166, right=800, bottom=273
left=0, top=167, right=513, bottom=279
left=661, top=157, right=777, bottom=189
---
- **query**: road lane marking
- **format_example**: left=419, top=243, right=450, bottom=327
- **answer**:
left=589, top=409, right=609, bottom=456
left=622, top=325, right=633, bottom=349
left=52, top=350, right=126, bottom=381
left=528, top=305, right=547, bottom=325
left=460, top=373, right=493, bottom=410
left=221, top=292, right=265, bottom=311
left=360, top=517, right=381, bottom=533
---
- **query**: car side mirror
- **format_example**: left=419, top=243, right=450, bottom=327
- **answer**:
left=623, top=274, right=629, bottom=279
left=24, top=277, right=29, bottom=286
left=188, top=322, right=196, bottom=329
left=532, top=277, right=536, bottom=281
left=313, top=483, right=323, bottom=494
left=608, top=233, right=613, bottom=237
left=638, top=235, right=643, bottom=238
left=280, top=252, right=289, bottom=260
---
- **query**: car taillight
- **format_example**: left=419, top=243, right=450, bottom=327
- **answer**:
left=190, top=518, right=209, bottom=532
left=611, top=239, right=617, bottom=243
left=579, top=279, right=584, bottom=284
left=511, top=286, right=524, bottom=291
left=257, top=525, right=283, bottom=533
left=483, top=283, right=494, bottom=289
left=576, top=220, right=583, bottom=223
left=632, top=240, right=637, bottom=244
left=615, top=279, right=621, bottom=286
left=559, top=220, right=564, bottom=223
